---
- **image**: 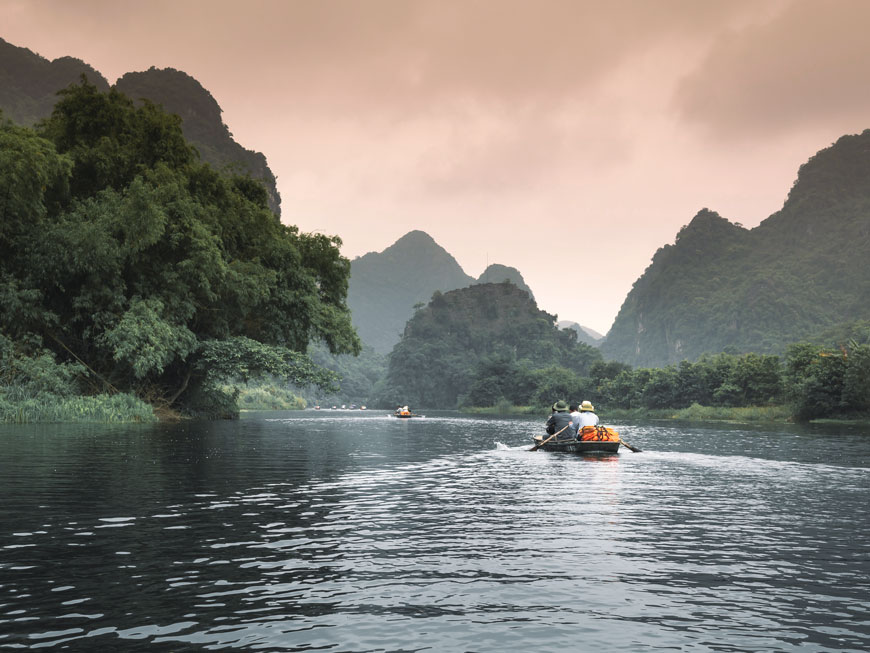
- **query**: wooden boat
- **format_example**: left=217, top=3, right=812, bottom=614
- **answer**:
left=530, top=436, right=620, bottom=453
left=531, top=425, right=622, bottom=454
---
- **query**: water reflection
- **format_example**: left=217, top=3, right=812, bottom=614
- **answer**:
left=0, top=413, right=868, bottom=651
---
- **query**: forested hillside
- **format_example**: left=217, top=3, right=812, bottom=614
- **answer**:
left=602, top=131, right=870, bottom=367
left=376, top=282, right=602, bottom=409
left=0, top=81, right=358, bottom=420
left=476, top=263, right=535, bottom=299
left=115, top=68, right=280, bottom=214
left=347, top=230, right=541, bottom=354
left=347, top=231, right=476, bottom=353
left=0, top=38, right=280, bottom=215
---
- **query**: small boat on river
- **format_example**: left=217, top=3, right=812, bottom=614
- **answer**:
left=531, top=425, right=622, bottom=454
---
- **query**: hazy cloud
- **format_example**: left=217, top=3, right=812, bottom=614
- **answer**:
left=675, top=0, right=870, bottom=139
left=4, top=0, right=869, bottom=333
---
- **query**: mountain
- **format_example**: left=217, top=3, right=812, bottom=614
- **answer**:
left=348, top=231, right=548, bottom=354
left=0, top=37, right=109, bottom=124
left=115, top=68, right=279, bottom=214
left=477, top=263, right=535, bottom=299
left=379, top=282, right=602, bottom=408
left=601, top=130, right=870, bottom=367
left=0, top=39, right=279, bottom=214
left=347, top=231, right=476, bottom=353
left=558, top=321, right=604, bottom=346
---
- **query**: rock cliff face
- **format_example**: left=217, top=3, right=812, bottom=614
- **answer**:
left=0, top=39, right=280, bottom=215
left=115, top=68, right=280, bottom=215
left=0, top=37, right=109, bottom=125
left=601, top=131, right=870, bottom=367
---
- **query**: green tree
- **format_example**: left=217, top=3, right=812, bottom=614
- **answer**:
left=1, top=81, right=359, bottom=416
left=785, top=343, right=845, bottom=420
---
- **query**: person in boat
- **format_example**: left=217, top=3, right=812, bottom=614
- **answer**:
left=546, top=400, right=577, bottom=440
left=569, top=404, right=582, bottom=434
left=577, top=400, right=599, bottom=427
left=395, top=405, right=411, bottom=416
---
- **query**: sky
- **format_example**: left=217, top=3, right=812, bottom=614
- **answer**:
left=4, top=0, right=870, bottom=335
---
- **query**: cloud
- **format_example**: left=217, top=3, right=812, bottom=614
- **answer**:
left=674, top=0, right=870, bottom=139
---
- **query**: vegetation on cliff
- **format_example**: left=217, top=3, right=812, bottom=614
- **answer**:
left=376, top=282, right=602, bottom=408
left=0, top=80, right=358, bottom=421
left=602, top=131, right=870, bottom=367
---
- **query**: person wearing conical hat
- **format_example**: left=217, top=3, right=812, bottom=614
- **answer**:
left=545, top=399, right=577, bottom=440
left=577, top=400, right=599, bottom=427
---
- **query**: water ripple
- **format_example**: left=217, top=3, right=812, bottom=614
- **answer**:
left=0, top=415, right=867, bottom=651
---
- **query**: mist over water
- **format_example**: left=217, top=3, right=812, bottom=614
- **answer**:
left=1, top=412, right=868, bottom=651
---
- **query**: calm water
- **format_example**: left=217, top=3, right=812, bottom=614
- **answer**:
left=1, top=411, right=868, bottom=652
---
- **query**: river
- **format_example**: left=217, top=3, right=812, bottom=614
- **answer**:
left=1, top=411, right=868, bottom=651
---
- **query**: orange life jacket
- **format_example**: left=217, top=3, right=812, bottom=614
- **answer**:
left=579, top=425, right=620, bottom=442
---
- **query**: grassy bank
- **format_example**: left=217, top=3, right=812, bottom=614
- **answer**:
left=605, top=403, right=792, bottom=422
left=461, top=402, right=541, bottom=416
left=462, top=402, right=794, bottom=423
left=0, top=393, right=157, bottom=424
left=235, top=384, right=306, bottom=411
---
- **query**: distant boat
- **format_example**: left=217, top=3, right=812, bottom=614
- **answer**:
left=391, top=412, right=422, bottom=418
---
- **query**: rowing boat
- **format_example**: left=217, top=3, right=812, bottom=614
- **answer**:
left=531, top=425, right=622, bottom=453
left=529, top=436, right=620, bottom=453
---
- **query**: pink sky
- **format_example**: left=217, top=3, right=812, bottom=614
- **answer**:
left=4, top=0, right=870, bottom=334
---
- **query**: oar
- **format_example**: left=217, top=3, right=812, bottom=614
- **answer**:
left=619, top=439, right=642, bottom=453
left=529, top=424, right=571, bottom=451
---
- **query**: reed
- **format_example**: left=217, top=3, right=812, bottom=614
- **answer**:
left=234, top=384, right=306, bottom=411
left=606, top=403, right=791, bottom=422
left=461, top=403, right=540, bottom=415
left=0, top=393, right=157, bottom=424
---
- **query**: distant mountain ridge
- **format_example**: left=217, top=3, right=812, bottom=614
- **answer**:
left=0, top=37, right=280, bottom=214
left=0, top=37, right=110, bottom=123
left=601, top=130, right=870, bottom=367
left=558, top=321, right=604, bottom=346
left=348, top=230, right=543, bottom=353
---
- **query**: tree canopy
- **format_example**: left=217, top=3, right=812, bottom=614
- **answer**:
left=378, top=282, right=602, bottom=408
left=603, top=131, right=870, bottom=367
left=0, top=79, right=359, bottom=416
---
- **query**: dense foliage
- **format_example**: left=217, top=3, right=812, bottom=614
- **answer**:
left=0, top=39, right=280, bottom=215
left=115, top=68, right=280, bottom=215
left=347, top=230, right=537, bottom=354
left=302, top=342, right=387, bottom=406
left=459, top=341, right=870, bottom=422
left=378, top=280, right=870, bottom=419
left=377, top=282, right=602, bottom=408
left=0, top=80, right=359, bottom=418
left=603, top=131, right=870, bottom=367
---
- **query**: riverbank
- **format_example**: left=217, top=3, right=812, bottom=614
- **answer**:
left=462, top=402, right=794, bottom=422
left=0, top=393, right=158, bottom=424
left=608, top=403, right=793, bottom=422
